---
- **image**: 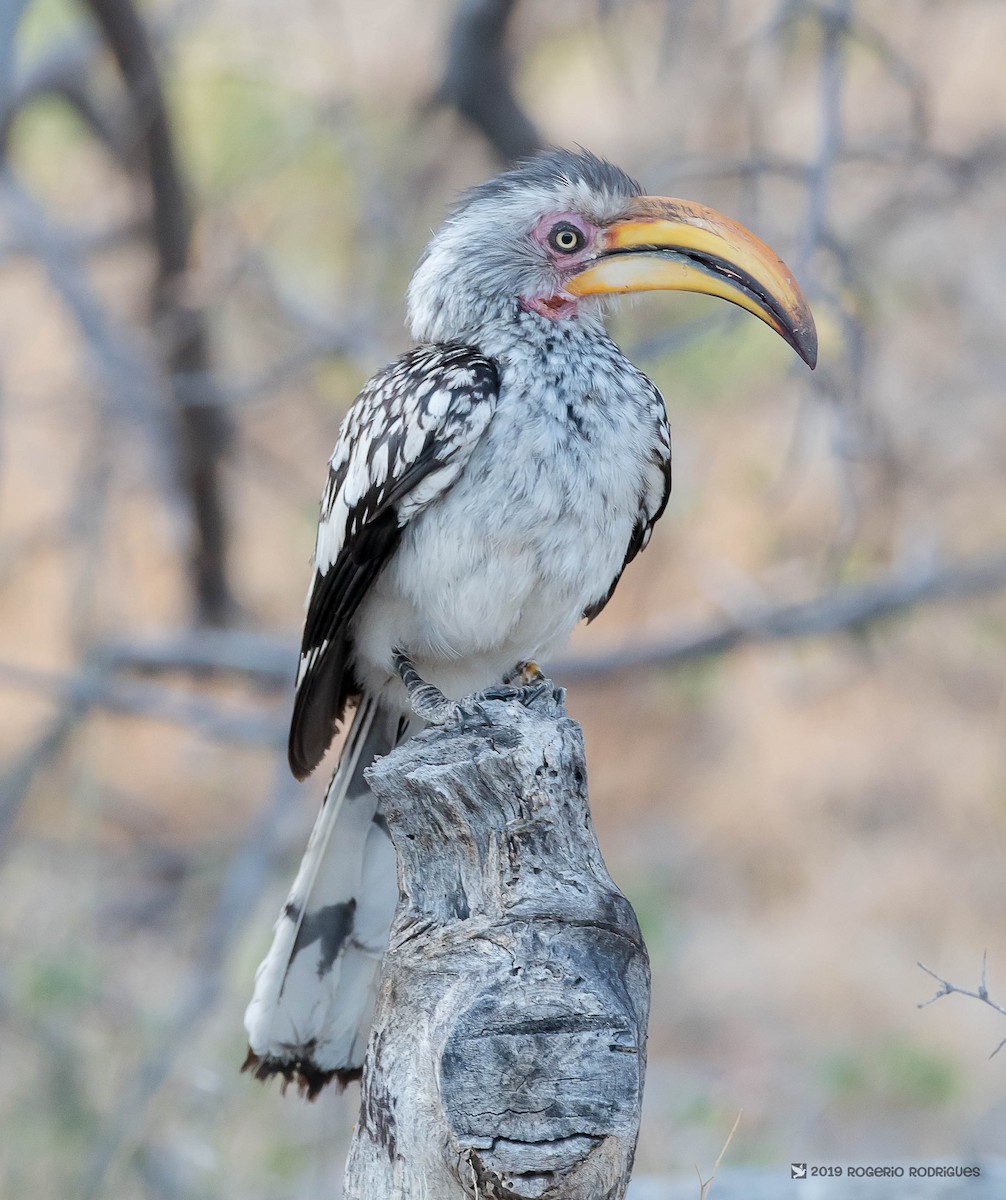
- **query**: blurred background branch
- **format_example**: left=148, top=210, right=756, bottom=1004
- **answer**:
left=83, top=0, right=234, bottom=625
left=436, top=0, right=541, bottom=160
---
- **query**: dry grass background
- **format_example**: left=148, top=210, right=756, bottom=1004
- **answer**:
left=1, top=0, right=1005, bottom=1196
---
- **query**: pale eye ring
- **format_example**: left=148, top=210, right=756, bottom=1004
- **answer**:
left=548, top=221, right=585, bottom=254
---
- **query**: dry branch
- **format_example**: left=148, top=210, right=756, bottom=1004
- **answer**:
left=555, top=549, right=1006, bottom=682
left=82, top=546, right=1006, bottom=693
left=0, top=34, right=126, bottom=160
left=96, top=628, right=293, bottom=686
left=0, top=659, right=286, bottom=748
left=346, top=688, right=649, bottom=1199
left=438, top=0, right=541, bottom=161
left=83, top=0, right=233, bottom=625
left=0, top=0, right=31, bottom=113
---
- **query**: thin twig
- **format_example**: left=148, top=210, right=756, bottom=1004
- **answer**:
left=695, top=1110, right=742, bottom=1200
left=0, top=700, right=89, bottom=863
left=797, top=0, right=848, bottom=282
left=918, top=956, right=1006, bottom=1059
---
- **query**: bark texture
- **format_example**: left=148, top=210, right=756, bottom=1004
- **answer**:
left=345, top=687, right=650, bottom=1200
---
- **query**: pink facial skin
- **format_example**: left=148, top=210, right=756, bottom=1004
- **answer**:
left=519, top=211, right=600, bottom=321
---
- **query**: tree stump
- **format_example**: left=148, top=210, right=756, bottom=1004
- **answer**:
left=344, top=687, right=650, bottom=1200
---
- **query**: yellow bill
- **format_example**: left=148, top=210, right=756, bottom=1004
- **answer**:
left=566, top=196, right=817, bottom=368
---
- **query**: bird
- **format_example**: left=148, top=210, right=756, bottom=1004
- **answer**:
left=243, top=148, right=816, bottom=1097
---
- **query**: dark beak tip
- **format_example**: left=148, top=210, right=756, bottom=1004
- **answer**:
left=793, top=317, right=818, bottom=371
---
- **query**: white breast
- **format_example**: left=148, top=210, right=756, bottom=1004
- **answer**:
left=351, top=324, right=661, bottom=707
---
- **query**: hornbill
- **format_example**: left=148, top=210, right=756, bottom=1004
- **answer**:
left=244, top=148, right=816, bottom=1096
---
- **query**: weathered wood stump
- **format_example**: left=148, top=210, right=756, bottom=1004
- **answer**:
left=344, top=687, right=650, bottom=1200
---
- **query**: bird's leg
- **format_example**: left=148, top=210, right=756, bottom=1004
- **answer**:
left=392, top=648, right=463, bottom=725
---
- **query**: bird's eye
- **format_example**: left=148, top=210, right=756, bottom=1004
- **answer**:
left=548, top=222, right=585, bottom=254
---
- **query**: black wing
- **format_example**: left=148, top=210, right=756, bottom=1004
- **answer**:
left=289, top=345, right=499, bottom=779
left=584, top=379, right=671, bottom=623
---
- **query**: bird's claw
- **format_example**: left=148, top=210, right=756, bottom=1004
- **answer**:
left=452, top=700, right=494, bottom=733
left=476, top=684, right=521, bottom=704
left=518, top=679, right=551, bottom=707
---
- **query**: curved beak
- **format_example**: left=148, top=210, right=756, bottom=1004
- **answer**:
left=565, top=196, right=817, bottom=369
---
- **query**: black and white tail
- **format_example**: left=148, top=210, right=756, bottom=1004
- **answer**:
left=243, top=697, right=408, bottom=1097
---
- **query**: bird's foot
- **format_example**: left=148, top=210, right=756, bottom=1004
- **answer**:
left=501, top=660, right=552, bottom=708
left=453, top=682, right=546, bottom=733
left=464, top=659, right=555, bottom=711
left=393, top=650, right=551, bottom=728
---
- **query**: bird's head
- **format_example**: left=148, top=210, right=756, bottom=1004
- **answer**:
left=407, top=148, right=816, bottom=368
